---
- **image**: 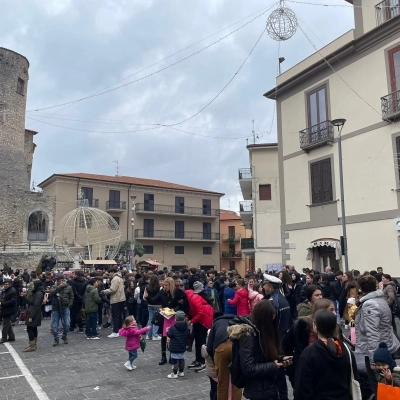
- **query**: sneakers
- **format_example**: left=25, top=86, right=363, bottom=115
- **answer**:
left=131, top=365, right=137, bottom=370
left=78, top=329, right=84, bottom=334
left=108, top=332, right=119, bottom=338
left=178, top=371, right=185, bottom=377
left=188, top=361, right=201, bottom=370
left=152, top=336, right=161, bottom=341
left=61, top=336, right=68, bottom=344
left=102, top=322, right=111, bottom=328
left=194, top=364, right=206, bottom=373
left=87, top=337, right=92, bottom=340
left=97, top=325, right=102, bottom=330
left=124, top=361, right=133, bottom=371
left=92, top=336, right=100, bottom=340
left=167, top=372, right=178, bottom=379
left=344, top=324, right=349, bottom=329
left=146, top=335, right=151, bottom=340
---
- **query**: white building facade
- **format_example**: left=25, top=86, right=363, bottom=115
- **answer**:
left=264, top=0, right=400, bottom=276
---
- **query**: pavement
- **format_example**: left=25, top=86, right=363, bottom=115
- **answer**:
left=0, top=320, right=298, bottom=400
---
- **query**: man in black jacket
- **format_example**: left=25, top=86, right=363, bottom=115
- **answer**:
left=207, top=314, right=242, bottom=400
left=69, top=271, right=86, bottom=333
left=0, top=279, right=17, bottom=343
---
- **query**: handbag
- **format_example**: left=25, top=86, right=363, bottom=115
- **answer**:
left=377, top=381, right=400, bottom=399
left=344, top=344, right=362, bottom=400
left=151, top=310, right=163, bottom=327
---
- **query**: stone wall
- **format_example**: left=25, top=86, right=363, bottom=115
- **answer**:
left=0, top=252, right=43, bottom=271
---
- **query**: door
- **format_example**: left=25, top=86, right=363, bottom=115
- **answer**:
left=109, top=190, right=120, bottom=208
left=203, top=222, right=211, bottom=239
left=144, top=194, right=154, bottom=212
left=175, top=197, right=184, bottom=214
left=175, top=221, right=185, bottom=239
left=307, top=85, right=328, bottom=143
left=228, top=226, right=235, bottom=239
left=143, top=219, right=154, bottom=237
left=202, top=199, right=211, bottom=216
left=81, top=187, right=93, bottom=206
left=389, top=45, right=400, bottom=112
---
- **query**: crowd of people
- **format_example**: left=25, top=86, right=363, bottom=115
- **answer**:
left=0, top=261, right=399, bottom=399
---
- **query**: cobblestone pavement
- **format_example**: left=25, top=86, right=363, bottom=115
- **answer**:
left=0, top=320, right=295, bottom=400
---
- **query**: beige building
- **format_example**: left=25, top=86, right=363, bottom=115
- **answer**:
left=238, top=143, right=282, bottom=272
left=219, top=209, right=252, bottom=276
left=39, top=173, right=223, bottom=271
left=264, top=1, right=400, bottom=276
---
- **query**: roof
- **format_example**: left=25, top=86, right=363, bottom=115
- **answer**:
left=38, top=173, right=224, bottom=195
left=25, top=129, right=38, bottom=135
left=247, top=142, right=277, bottom=149
left=0, top=47, right=30, bottom=67
left=220, top=209, right=242, bottom=221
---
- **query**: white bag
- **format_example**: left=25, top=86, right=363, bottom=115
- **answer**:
left=344, top=344, right=362, bottom=400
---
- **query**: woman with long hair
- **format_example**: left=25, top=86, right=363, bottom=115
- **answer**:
left=228, top=300, right=292, bottom=400
left=125, top=281, right=137, bottom=319
left=294, top=309, right=358, bottom=400
left=145, top=274, right=161, bottom=340
left=339, top=271, right=359, bottom=328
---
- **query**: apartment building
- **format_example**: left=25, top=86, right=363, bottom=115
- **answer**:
left=219, top=209, right=252, bottom=275
left=39, top=173, right=223, bottom=270
left=238, top=143, right=282, bottom=272
left=264, top=0, right=400, bottom=276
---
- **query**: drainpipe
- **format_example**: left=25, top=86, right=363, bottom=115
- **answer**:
left=127, top=185, right=132, bottom=241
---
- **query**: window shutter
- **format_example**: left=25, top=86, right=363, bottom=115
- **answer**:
left=396, top=136, right=400, bottom=181
left=310, top=161, right=322, bottom=204
left=321, top=159, right=333, bottom=201
left=259, top=184, right=272, bottom=200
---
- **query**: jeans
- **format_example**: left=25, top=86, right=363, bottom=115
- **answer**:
left=193, top=323, right=208, bottom=364
left=214, top=340, right=242, bottom=400
left=86, top=312, right=98, bottom=337
left=147, top=305, right=160, bottom=337
left=128, top=349, right=138, bottom=364
left=171, top=358, right=185, bottom=373
left=97, top=303, right=103, bottom=326
left=52, top=308, right=70, bottom=340
left=111, top=302, right=125, bottom=333
left=2, top=317, right=15, bottom=341
left=70, top=302, right=83, bottom=330
left=276, top=367, right=289, bottom=400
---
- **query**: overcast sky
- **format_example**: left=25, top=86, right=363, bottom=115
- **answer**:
left=1, top=0, right=353, bottom=210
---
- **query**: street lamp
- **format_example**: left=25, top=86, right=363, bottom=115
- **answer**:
left=331, top=118, right=348, bottom=272
left=130, top=196, right=136, bottom=268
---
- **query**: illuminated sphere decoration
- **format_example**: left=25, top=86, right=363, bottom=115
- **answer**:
left=266, top=6, right=298, bottom=42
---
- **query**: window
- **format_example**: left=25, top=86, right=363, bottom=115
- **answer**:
left=259, top=184, right=272, bottom=200
left=203, top=247, right=212, bottom=255
left=143, top=245, right=153, bottom=254
left=144, top=193, right=154, bottom=212
left=228, top=226, right=235, bottom=239
left=307, top=85, right=328, bottom=127
left=175, top=196, right=185, bottom=214
left=108, top=216, right=118, bottom=230
left=0, top=103, right=5, bottom=123
left=17, top=78, right=25, bottom=95
left=310, top=158, right=333, bottom=204
left=113, top=216, right=120, bottom=226
left=229, top=261, right=236, bottom=271
left=175, top=246, right=184, bottom=254
left=109, top=190, right=120, bottom=208
left=143, top=219, right=154, bottom=237
left=203, top=222, right=211, bottom=239
left=202, top=199, right=211, bottom=215
left=388, top=45, right=400, bottom=114
left=81, top=187, right=93, bottom=206
left=175, top=221, right=185, bottom=239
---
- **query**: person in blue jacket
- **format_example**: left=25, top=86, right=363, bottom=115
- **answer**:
left=223, top=282, right=237, bottom=315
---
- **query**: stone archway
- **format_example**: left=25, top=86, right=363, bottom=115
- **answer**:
left=23, top=207, right=54, bottom=243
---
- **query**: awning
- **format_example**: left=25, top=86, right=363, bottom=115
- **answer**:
left=137, top=260, right=162, bottom=266
left=306, top=239, right=342, bottom=261
left=82, top=260, right=117, bottom=265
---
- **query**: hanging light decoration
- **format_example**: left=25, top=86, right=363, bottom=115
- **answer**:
left=266, top=2, right=298, bottom=42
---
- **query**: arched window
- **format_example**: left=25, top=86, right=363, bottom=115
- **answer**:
left=28, top=211, right=48, bottom=241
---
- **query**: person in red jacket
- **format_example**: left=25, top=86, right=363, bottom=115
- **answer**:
left=228, top=279, right=250, bottom=316
left=186, top=281, right=214, bottom=372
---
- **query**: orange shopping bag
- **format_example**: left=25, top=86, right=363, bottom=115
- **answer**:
left=377, top=382, right=400, bottom=400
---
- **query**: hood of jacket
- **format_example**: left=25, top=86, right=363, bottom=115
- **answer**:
left=313, top=338, right=348, bottom=363
left=227, top=316, right=256, bottom=340
left=297, top=301, right=312, bottom=311
left=86, top=284, right=95, bottom=293
left=73, top=276, right=85, bottom=283
left=383, top=281, right=396, bottom=288
left=174, top=320, right=189, bottom=332
left=360, top=290, right=384, bottom=303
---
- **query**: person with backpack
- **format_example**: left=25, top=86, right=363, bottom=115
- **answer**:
left=204, top=278, right=221, bottom=315
left=227, top=300, right=293, bottom=400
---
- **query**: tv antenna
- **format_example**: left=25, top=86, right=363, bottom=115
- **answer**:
left=113, top=160, right=119, bottom=176
left=252, top=119, right=259, bottom=144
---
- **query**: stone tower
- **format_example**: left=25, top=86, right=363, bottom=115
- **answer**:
left=0, top=47, right=31, bottom=190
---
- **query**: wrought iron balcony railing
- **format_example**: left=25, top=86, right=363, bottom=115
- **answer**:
left=221, top=251, right=242, bottom=258
left=221, top=234, right=242, bottom=242
left=106, top=201, right=126, bottom=210
left=88, top=199, right=99, bottom=208
left=241, top=238, right=254, bottom=250
left=239, top=201, right=252, bottom=212
left=299, top=120, right=334, bottom=151
left=238, top=168, right=252, bottom=179
left=135, top=203, right=219, bottom=217
left=134, top=229, right=220, bottom=241
left=375, top=0, right=400, bottom=26
left=381, top=90, right=400, bottom=121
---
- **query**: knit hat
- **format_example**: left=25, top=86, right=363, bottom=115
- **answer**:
left=175, top=311, right=186, bottom=321
left=193, top=281, right=204, bottom=293
left=373, top=342, right=397, bottom=371
left=347, top=297, right=356, bottom=305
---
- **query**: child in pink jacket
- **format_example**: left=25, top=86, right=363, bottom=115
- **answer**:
left=228, top=279, right=250, bottom=316
left=119, top=316, right=150, bottom=371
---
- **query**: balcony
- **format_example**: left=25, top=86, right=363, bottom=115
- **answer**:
left=238, top=168, right=252, bottom=200
left=134, top=229, right=220, bottom=242
left=241, top=238, right=255, bottom=255
left=221, top=234, right=242, bottom=242
left=381, top=90, right=400, bottom=121
left=88, top=199, right=99, bottom=208
left=106, top=201, right=126, bottom=212
left=375, top=0, right=400, bottom=26
left=221, top=251, right=243, bottom=259
left=299, top=120, right=334, bottom=152
left=239, top=200, right=252, bottom=229
left=135, top=203, right=219, bottom=218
